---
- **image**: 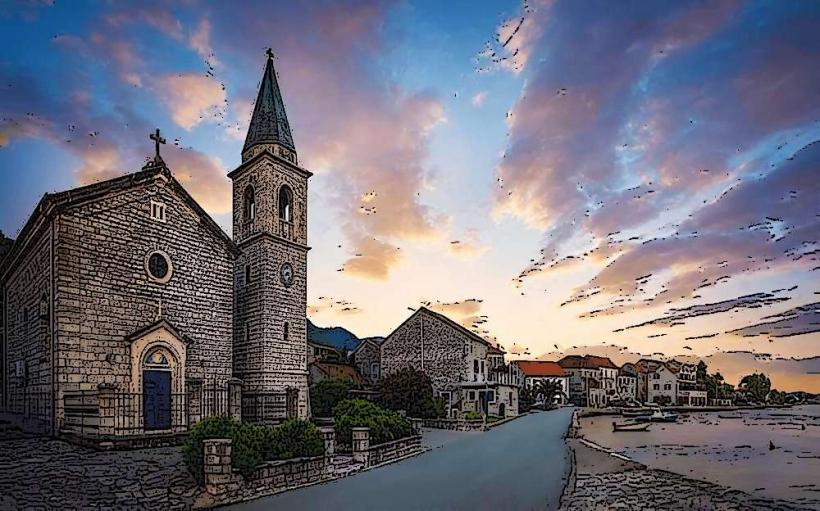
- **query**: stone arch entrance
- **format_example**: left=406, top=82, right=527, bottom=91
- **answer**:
left=129, top=321, right=188, bottom=432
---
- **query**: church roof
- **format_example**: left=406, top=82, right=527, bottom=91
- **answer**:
left=243, top=52, right=295, bottom=155
left=386, top=307, right=496, bottom=350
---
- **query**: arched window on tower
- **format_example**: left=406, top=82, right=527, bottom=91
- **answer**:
left=244, top=185, right=256, bottom=223
left=278, top=185, right=293, bottom=222
left=278, top=185, right=294, bottom=239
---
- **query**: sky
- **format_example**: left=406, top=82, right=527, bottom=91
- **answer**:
left=0, top=0, right=818, bottom=391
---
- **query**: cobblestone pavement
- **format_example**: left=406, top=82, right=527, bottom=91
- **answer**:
left=561, top=438, right=809, bottom=511
left=0, top=435, right=199, bottom=510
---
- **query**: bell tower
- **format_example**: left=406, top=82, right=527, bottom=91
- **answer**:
left=229, top=50, right=311, bottom=420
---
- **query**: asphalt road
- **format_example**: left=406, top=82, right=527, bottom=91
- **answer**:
left=227, top=407, right=574, bottom=511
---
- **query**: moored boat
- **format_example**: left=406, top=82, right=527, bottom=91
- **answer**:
left=635, top=410, right=679, bottom=423
left=612, top=421, right=651, bottom=432
left=621, top=408, right=652, bottom=417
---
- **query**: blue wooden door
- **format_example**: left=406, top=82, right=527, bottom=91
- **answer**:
left=144, top=370, right=171, bottom=430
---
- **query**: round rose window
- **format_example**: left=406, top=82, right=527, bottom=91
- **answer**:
left=145, top=251, right=173, bottom=283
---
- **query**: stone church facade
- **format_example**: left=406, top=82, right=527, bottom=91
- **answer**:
left=0, top=53, right=310, bottom=443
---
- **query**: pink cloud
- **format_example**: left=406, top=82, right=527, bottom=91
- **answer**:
left=158, top=74, right=226, bottom=130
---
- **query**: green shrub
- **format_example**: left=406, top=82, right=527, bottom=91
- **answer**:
left=464, top=411, right=482, bottom=421
left=182, top=416, right=325, bottom=484
left=264, top=419, right=325, bottom=460
left=310, top=377, right=359, bottom=417
left=377, top=368, right=442, bottom=418
left=334, top=399, right=413, bottom=448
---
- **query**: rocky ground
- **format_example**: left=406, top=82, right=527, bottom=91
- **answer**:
left=0, top=430, right=199, bottom=510
left=560, top=437, right=809, bottom=511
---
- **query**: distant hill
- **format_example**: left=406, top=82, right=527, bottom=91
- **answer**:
left=307, top=319, right=362, bottom=352
left=306, top=319, right=385, bottom=353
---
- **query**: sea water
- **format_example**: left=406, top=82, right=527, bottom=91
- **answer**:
left=579, top=405, right=820, bottom=508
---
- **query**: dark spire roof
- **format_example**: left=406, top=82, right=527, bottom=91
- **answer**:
left=243, top=51, right=295, bottom=155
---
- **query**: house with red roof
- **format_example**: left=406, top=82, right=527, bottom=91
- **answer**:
left=511, top=361, right=569, bottom=405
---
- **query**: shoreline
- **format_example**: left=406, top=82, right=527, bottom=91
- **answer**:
left=560, top=409, right=811, bottom=510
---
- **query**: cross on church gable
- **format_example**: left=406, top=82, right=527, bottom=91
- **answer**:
left=149, top=128, right=166, bottom=163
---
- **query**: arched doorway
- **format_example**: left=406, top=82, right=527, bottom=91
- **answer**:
left=143, top=348, right=174, bottom=430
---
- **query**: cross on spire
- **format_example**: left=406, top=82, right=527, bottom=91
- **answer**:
left=265, top=48, right=274, bottom=60
left=149, top=128, right=166, bottom=163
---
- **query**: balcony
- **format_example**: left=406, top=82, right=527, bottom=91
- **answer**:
left=678, top=381, right=706, bottom=392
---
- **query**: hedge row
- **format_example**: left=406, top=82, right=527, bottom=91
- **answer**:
left=182, top=416, right=324, bottom=483
left=334, top=399, right=413, bottom=448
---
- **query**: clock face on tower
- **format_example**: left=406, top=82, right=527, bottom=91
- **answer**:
left=280, top=262, right=294, bottom=288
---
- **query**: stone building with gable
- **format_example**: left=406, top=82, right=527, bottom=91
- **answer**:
left=0, top=52, right=312, bottom=443
left=380, top=307, right=518, bottom=418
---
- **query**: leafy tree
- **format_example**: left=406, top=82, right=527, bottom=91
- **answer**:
left=310, top=377, right=359, bottom=417
left=739, top=373, right=771, bottom=403
left=767, top=389, right=785, bottom=405
left=696, top=361, right=708, bottom=384
left=519, top=387, right=535, bottom=413
left=377, top=368, right=441, bottom=418
left=532, top=379, right=565, bottom=408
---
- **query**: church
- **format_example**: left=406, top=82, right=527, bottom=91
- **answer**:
left=0, top=53, right=311, bottom=445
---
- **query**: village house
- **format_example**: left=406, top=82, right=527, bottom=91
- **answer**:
left=512, top=361, right=569, bottom=405
left=308, top=360, right=365, bottom=387
left=350, top=337, right=382, bottom=387
left=380, top=307, right=518, bottom=419
left=0, top=52, right=312, bottom=444
left=557, top=355, right=619, bottom=408
left=632, top=359, right=707, bottom=406
left=616, top=367, right=638, bottom=403
left=307, top=340, right=344, bottom=364
left=670, top=360, right=708, bottom=406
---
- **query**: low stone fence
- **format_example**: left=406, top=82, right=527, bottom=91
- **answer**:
left=422, top=417, right=486, bottom=431
left=351, top=427, right=423, bottom=467
left=201, top=425, right=424, bottom=507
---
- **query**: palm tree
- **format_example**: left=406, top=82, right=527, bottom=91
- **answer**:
left=532, top=379, right=565, bottom=409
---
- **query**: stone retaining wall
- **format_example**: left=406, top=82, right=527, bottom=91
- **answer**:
left=201, top=438, right=332, bottom=507
left=367, top=433, right=423, bottom=467
left=200, top=426, right=424, bottom=507
left=422, top=417, right=486, bottom=431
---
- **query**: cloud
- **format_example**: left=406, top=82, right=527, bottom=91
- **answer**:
left=163, top=147, right=231, bottom=214
left=471, top=91, right=488, bottom=107
left=189, top=18, right=219, bottom=67
left=339, top=235, right=402, bottom=280
left=448, top=229, right=489, bottom=260
left=728, top=302, right=820, bottom=339
left=567, top=140, right=820, bottom=318
left=475, top=0, right=550, bottom=74
left=615, top=291, right=793, bottom=332
left=158, top=74, right=226, bottom=130
left=490, top=0, right=820, bottom=334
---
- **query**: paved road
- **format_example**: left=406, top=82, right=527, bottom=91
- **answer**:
left=228, top=407, right=574, bottom=511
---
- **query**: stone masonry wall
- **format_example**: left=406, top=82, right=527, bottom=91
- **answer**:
left=3, top=226, right=53, bottom=427
left=53, top=173, right=234, bottom=421
left=381, top=310, right=483, bottom=394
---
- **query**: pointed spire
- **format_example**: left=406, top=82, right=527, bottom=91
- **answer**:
left=242, top=49, right=295, bottom=159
